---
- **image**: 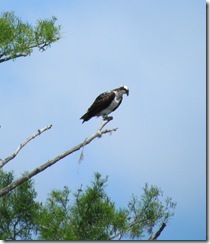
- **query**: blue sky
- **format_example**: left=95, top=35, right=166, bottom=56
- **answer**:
left=0, top=0, right=206, bottom=240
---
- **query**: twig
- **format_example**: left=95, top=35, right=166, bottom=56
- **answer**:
left=97, top=117, right=113, bottom=131
left=0, top=124, right=52, bottom=168
left=0, top=119, right=117, bottom=197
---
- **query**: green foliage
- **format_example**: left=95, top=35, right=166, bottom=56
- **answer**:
left=69, top=172, right=127, bottom=240
left=0, top=170, right=40, bottom=240
left=0, top=11, right=61, bottom=63
left=36, top=186, right=73, bottom=240
left=0, top=171, right=176, bottom=240
left=126, top=183, right=177, bottom=240
left=36, top=173, right=176, bottom=240
left=37, top=173, right=128, bottom=240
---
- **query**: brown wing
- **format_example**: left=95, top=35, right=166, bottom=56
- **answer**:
left=80, top=91, right=115, bottom=122
left=87, top=91, right=115, bottom=113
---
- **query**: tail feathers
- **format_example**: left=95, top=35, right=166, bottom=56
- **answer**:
left=80, top=112, right=92, bottom=123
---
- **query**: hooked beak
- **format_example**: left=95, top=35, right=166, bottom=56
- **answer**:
left=126, top=90, right=129, bottom=96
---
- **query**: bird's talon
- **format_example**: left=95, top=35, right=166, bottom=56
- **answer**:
left=103, top=116, right=113, bottom=121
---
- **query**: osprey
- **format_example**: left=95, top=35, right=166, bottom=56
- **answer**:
left=80, top=85, right=129, bottom=123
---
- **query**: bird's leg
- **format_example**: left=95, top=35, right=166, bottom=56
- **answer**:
left=102, top=115, right=113, bottom=121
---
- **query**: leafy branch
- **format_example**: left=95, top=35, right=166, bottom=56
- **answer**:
left=0, top=12, right=61, bottom=63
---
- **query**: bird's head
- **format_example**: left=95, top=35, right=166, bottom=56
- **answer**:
left=119, top=85, right=129, bottom=96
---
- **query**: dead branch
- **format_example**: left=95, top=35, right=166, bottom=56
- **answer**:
left=0, top=124, right=52, bottom=169
left=0, top=119, right=117, bottom=197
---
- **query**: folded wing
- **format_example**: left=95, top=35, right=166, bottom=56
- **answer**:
left=80, top=91, right=115, bottom=123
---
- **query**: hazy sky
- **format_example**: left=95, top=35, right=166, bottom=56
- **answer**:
left=0, top=0, right=206, bottom=240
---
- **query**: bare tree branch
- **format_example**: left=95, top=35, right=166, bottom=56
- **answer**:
left=148, top=222, right=166, bottom=240
left=0, top=119, right=117, bottom=197
left=0, top=124, right=52, bottom=168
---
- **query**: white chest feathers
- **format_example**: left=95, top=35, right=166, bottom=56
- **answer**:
left=99, top=92, right=122, bottom=116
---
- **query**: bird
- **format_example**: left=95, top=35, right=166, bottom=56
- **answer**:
left=80, top=85, right=129, bottom=123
